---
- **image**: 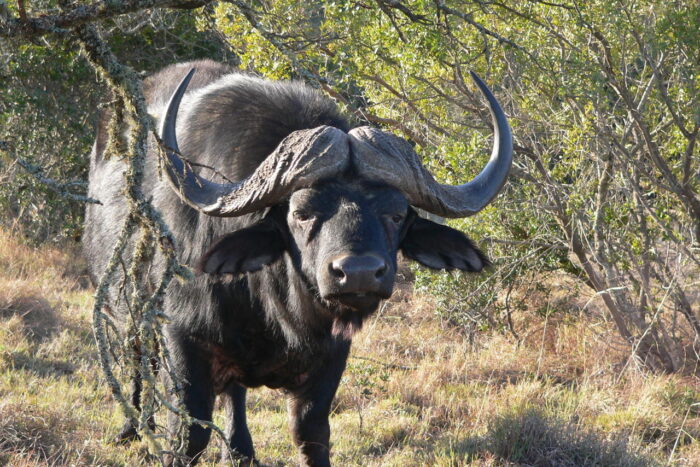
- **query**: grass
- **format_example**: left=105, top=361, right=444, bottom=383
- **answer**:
left=0, top=227, right=698, bottom=466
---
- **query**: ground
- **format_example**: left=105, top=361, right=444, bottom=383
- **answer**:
left=0, top=228, right=698, bottom=466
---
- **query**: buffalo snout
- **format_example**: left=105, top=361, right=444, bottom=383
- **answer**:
left=320, top=253, right=394, bottom=309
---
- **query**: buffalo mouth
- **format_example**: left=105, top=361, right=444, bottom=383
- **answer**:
left=324, top=292, right=386, bottom=311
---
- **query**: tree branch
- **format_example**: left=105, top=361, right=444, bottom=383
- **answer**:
left=0, top=0, right=212, bottom=40
left=434, top=0, right=525, bottom=52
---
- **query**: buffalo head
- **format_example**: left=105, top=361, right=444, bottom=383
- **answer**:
left=161, top=69, right=511, bottom=322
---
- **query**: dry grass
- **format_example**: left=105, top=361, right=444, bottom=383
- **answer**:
left=0, top=228, right=698, bottom=466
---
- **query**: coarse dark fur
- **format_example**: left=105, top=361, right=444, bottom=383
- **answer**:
left=83, top=60, right=488, bottom=466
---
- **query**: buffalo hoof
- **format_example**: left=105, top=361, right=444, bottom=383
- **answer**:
left=113, top=422, right=140, bottom=445
left=112, top=417, right=156, bottom=445
left=221, top=451, right=259, bottom=466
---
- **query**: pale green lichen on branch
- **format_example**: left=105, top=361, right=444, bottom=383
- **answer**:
left=0, top=141, right=102, bottom=204
left=74, top=22, right=223, bottom=462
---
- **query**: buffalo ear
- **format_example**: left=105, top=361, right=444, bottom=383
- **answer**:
left=198, top=221, right=286, bottom=275
left=400, top=216, right=489, bottom=272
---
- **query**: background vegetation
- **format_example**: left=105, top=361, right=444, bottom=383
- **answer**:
left=1, top=0, right=698, bottom=464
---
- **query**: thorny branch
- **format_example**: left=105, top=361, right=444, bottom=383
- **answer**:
left=0, top=141, right=101, bottom=204
left=75, top=22, right=178, bottom=459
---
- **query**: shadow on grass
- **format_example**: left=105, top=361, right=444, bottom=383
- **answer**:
left=453, top=408, right=654, bottom=467
left=0, top=293, right=60, bottom=342
left=4, top=351, right=75, bottom=377
left=0, top=404, right=135, bottom=467
left=0, top=405, right=78, bottom=466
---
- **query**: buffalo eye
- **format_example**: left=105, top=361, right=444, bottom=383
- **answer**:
left=384, top=212, right=404, bottom=226
left=293, top=210, right=315, bottom=223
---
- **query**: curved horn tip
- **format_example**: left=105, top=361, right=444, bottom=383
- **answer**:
left=160, top=67, right=197, bottom=142
left=468, top=71, right=497, bottom=100
left=168, top=68, right=197, bottom=118
left=170, top=68, right=196, bottom=110
left=181, top=67, right=197, bottom=89
left=170, top=67, right=197, bottom=108
left=468, top=70, right=483, bottom=85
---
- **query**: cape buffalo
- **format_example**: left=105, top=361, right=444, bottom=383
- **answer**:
left=83, top=59, right=512, bottom=466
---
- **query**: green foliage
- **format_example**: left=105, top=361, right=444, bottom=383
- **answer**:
left=1, top=8, right=233, bottom=242
left=0, top=40, right=96, bottom=242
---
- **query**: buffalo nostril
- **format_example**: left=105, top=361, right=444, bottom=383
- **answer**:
left=330, top=261, right=346, bottom=280
left=375, top=263, right=387, bottom=279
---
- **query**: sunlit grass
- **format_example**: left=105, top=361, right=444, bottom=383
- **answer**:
left=0, top=227, right=698, bottom=466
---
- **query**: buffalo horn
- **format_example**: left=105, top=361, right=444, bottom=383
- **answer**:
left=159, top=69, right=350, bottom=217
left=349, top=72, right=512, bottom=218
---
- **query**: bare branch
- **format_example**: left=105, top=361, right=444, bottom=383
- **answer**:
left=434, top=0, right=526, bottom=52
left=0, top=141, right=101, bottom=204
left=0, top=0, right=212, bottom=40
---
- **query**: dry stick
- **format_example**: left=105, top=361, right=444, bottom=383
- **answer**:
left=534, top=306, right=550, bottom=379
left=669, top=402, right=700, bottom=464
left=17, top=0, right=26, bottom=22
left=350, top=355, right=417, bottom=371
left=153, top=131, right=234, bottom=183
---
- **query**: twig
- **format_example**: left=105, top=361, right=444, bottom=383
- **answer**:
left=17, top=0, right=27, bottom=22
left=350, top=355, right=417, bottom=371
left=0, top=142, right=101, bottom=204
left=434, top=0, right=525, bottom=52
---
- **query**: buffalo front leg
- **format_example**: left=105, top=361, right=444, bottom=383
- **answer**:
left=163, top=334, right=216, bottom=466
left=287, top=340, right=350, bottom=467
left=220, top=381, right=255, bottom=464
left=114, top=339, right=157, bottom=444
